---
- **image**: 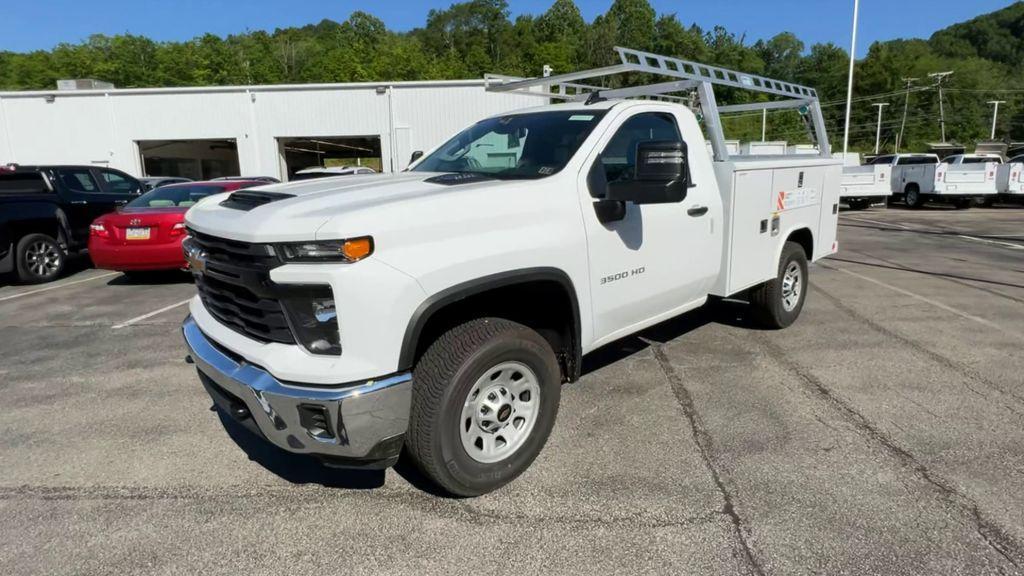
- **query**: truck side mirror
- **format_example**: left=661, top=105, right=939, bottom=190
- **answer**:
left=410, top=150, right=424, bottom=164
left=606, top=141, right=690, bottom=205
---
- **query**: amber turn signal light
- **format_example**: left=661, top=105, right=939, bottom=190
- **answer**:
left=341, top=237, right=374, bottom=261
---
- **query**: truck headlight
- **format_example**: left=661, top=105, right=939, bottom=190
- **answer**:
left=277, top=237, right=373, bottom=263
left=281, top=289, right=342, bottom=356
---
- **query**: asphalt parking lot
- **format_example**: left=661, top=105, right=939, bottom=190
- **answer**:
left=2, top=205, right=1024, bottom=575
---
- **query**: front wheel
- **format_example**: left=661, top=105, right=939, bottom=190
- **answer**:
left=406, top=318, right=561, bottom=497
left=15, top=233, right=65, bottom=284
left=749, top=241, right=809, bottom=329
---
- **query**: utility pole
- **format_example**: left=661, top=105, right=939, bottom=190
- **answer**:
left=842, top=0, right=860, bottom=156
left=896, top=77, right=917, bottom=153
left=873, top=103, right=890, bottom=154
left=929, top=71, right=953, bottom=143
left=988, top=100, right=1006, bottom=140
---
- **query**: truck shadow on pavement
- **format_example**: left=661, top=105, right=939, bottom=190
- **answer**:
left=214, top=410, right=387, bottom=490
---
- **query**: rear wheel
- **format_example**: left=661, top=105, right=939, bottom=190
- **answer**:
left=904, top=186, right=923, bottom=209
left=847, top=198, right=871, bottom=210
left=749, top=241, right=808, bottom=329
left=406, top=318, right=561, bottom=497
left=15, top=233, right=65, bottom=284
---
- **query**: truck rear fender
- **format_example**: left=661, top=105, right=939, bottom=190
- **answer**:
left=781, top=227, right=814, bottom=265
left=399, top=268, right=582, bottom=383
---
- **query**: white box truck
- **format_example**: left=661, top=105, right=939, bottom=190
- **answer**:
left=181, top=47, right=841, bottom=496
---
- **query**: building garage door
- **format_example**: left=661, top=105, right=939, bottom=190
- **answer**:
left=138, top=139, right=240, bottom=180
left=277, top=136, right=381, bottom=181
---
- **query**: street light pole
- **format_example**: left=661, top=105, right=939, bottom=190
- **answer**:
left=873, top=103, right=890, bottom=154
left=928, top=71, right=953, bottom=143
left=988, top=100, right=1006, bottom=140
left=842, top=0, right=860, bottom=156
left=896, top=77, right=917, bottom=153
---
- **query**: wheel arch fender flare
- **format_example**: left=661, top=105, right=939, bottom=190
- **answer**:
left=397, top=267, right=583, bottom=378
left=776, top=226, right=814, bottom=269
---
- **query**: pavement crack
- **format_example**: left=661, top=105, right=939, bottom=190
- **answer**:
left=645, top=339, right=765, bottom=576
left=755, top=334, right=1024, bottom=569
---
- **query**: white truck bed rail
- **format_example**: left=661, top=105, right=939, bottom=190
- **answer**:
left=486, top=47, right=831, bottom=163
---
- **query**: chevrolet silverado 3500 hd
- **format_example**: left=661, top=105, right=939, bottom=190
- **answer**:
left=182, top=48, right=841, bottom=496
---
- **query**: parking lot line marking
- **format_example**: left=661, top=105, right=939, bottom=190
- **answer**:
left=840, top=216, right=911, bottom=230
left=0, top=271, right=119, bottom=303
left=823, top=263, right=1024, bottom=341
left=956, top=234, right=1024, bottom=251
left=112, top=299, right=192, bottom=330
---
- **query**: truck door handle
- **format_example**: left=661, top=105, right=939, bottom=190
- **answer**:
left=70, top=200, right=87, bottom=205
left=687, top=206, right=709, bottom=217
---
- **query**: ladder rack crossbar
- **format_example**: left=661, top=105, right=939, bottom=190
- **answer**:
left=487, top=47, right=818, bottom=103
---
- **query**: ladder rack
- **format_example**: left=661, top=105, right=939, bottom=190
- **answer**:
left=485, top=47, right=831, bottom=161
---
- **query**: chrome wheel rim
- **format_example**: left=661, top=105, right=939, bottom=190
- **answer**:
left=25, top=241, right=61, bottom=277
left=460, top=361, right=541, bottom=464
left=781, top=261, right=802, bottom=312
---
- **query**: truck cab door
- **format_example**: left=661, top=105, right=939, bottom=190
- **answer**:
left=53, top=168, right=136, bottom=246
left=577, top=109, right=719, bottom=345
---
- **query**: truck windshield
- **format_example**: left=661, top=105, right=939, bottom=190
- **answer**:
left=412, top=110, right=607, bottom=180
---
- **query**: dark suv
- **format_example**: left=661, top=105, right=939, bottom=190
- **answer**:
left=0, top=164, right=143, bottom=283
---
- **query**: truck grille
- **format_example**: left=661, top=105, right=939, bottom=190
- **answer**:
left=189, top=231, right=295, bottom=345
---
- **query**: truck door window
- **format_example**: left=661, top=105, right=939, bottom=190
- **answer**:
left=58, top=169, right=101, bottom=193
left=98, top=169, right=138, bottom=193
left=600, top=113, right=682, bottom=186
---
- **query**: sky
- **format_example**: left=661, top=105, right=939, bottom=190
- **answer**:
left=0, top=0, right=1015, bottom=57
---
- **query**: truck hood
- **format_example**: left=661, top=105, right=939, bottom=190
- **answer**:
left=184, top=172, right=514, bottom=243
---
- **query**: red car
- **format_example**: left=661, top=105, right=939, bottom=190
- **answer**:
left=89, top=180, right=263, bottom=272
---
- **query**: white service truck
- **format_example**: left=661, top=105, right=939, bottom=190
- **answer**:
left=181, top=48, right=841, bottom=496
left=873, top=153, right=998, bottom=209
left=837, top=153, right=891, bottom=210
left=995, top=154, right=1024, bottom=204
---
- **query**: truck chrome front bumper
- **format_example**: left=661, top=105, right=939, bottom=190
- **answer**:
left=183, top=315, right=412, bottom=468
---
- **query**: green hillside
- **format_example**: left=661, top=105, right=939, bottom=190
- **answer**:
left=0, top=0, right=1020, bottom=152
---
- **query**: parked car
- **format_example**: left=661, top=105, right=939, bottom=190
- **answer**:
left=181, top=49, right=842, bottom=496
left=0, top=163, right=143, bottom=283
left=88, top=180, right=264, bottom=274
left=140, top=176, right=192, bottom=191
left=212, top=176, right=280, bottom=184
left=292, top=166, right=377, bottom=181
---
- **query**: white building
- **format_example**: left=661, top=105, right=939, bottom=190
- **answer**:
left=0, top=80, right=537, bottom=181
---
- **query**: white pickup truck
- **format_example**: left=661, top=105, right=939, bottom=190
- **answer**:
left=180, top=48, right=841, bottom=496
left=837, top=153, right=891, bottom=210
left=876, top=153, right=999, bottom=208
left=995, top=154, right=1024, bottom=204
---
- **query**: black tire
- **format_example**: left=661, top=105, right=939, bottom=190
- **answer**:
left=405, top=318, right=561, bottom=497
left=847, top=199, right=871, bottom=211
left=904, top=185, right=923, bottom=209
left=15, top=233, right=65, bottom=284
left=974, top=196, right=995, bottom=208
left=749, top=241, right=809, bottom=329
